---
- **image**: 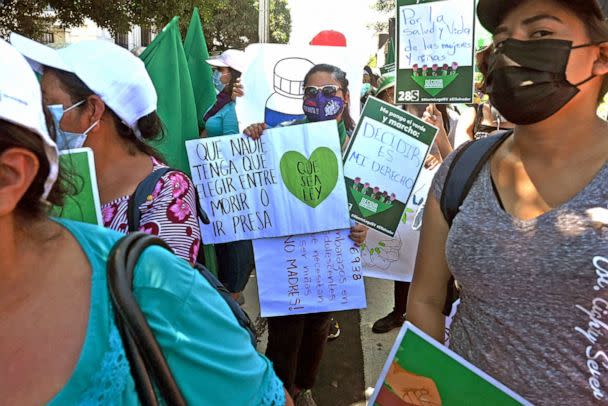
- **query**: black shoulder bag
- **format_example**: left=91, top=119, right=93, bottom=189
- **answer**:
left=107, top=232, right=187, bottom=406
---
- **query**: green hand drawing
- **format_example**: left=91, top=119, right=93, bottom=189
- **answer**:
left=279, top=147, right=339, bottom=208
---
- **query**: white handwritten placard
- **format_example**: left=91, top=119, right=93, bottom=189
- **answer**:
left=362, top=167, right=437, bottom=282
left=395, top=0, right=475, bottom=104
left=343, top=97, right=437, bottom=237
left=254, top=229, right=367, bottom=317
left=185, top=121, right=351, bottom=244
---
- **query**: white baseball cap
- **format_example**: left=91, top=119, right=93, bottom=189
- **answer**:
left=0, top=38, right=58, bottom=200
left=206, top=49, right=247, bottom=73
left=10, top=33, right=158, bottom=136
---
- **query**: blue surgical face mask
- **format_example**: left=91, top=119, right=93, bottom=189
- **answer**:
left=212, top=70, right=227, bottom=92
left=48, top=100, right=99, bottom=150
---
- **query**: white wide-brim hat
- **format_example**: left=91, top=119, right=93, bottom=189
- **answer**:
left=206, top=49, right=247, bottom=73
left=11, top=33, right=158, bottom=135
left=0, top=38, right=58, bottom=200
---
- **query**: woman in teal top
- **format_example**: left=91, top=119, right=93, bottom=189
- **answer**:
left=204, top=100, right=239, bottom=137
left=202, top=49, right=256, bottom=304
left=202, top=49, right=246, bottom=138
left=0, top=39, right=289, bottom=406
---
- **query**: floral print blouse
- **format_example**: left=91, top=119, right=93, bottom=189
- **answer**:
left=101, top=157, right=201, bottom=264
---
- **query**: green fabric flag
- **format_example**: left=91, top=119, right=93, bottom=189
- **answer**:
left=386, top=36, right=395, bottom=65
left=140, top=16, right=198, bottom=175
left=184, top=7, right=217, bottom=129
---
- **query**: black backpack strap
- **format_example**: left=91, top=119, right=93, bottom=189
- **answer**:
left=440, top=129, right=513, bottom=227
left=108, top=232, right=186, bottom=405
left=194, top=263, right=257, bottom=347
left=128, top=167, right=210, bottom=233
left=127, top=168, right=173, bottom=232
left=473, top=103, right=484, bottom=135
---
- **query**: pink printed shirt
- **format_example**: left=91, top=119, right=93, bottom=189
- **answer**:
left=101, top=157, right=201, bottom=264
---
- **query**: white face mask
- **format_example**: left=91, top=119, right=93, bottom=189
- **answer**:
left=48, top=100, right=99, bottom=150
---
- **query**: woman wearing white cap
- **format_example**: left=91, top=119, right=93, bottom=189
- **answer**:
left=202, top=49, right=246, bottom=138
left=202, top=49, right=255, bottom=304
left=408, top=0, right=608, bottom=403
left=0, top=38, right=290, bottom=406
left=10, top=33, right=201, bottom=265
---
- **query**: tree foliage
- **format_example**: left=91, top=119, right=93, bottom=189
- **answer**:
left=0, top=0, right=291, bottom=50
left=372, top=0, right=395, bottom=14
left=368, top=0, right=394, bottom=34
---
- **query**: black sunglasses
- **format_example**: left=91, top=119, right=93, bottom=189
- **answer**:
left=303, top=85, right=341, bottom=98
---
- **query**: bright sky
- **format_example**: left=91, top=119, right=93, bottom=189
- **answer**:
left=288, top=0, right=388, bottom=60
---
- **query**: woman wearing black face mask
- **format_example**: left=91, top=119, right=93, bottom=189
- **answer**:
left=407, top=0, right=608, bottom=404
left=456, top=45, right=516, bottom=140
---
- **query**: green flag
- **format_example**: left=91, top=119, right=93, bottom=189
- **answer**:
left=140, top=16, right=198, bottom=175
left=386, top=36, right=395, bottom=65
left=184, top=7, right=217, bottom=129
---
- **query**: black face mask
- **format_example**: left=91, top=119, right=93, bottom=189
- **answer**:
left=486, top=38, right=596, bottom=125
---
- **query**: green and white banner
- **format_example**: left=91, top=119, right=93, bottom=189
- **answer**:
left=51, top=148, right=102, bottom=225
left=370, top=322, right=532, bottom=405
left=343, top=97, right=437, bottom=237
left=395, top=0, right=476, bottom=104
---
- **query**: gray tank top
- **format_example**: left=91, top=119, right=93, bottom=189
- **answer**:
left=432, top=149, right=608, bottom=405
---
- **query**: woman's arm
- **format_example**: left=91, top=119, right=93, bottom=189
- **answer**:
left=454, top=106, right=476, bottom=143
left=406, top=192, right=452, bottom=343
left=423, top=104, right=453, bottom=159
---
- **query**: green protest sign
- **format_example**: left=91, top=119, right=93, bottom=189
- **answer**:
left=370, top=322, right=532, bottom=406
left=343, top=97, right=437, bottom=237
left=51, top=148, right=102, bottom=225
left=395, top=0, right=476, bottom=104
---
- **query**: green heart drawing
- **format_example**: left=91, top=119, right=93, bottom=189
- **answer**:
left=279, top=147, right=339, bottom=208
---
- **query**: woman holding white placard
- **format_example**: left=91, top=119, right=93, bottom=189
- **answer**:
left=245, top=63, right=366, bottom=406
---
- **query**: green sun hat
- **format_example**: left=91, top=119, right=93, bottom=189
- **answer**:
left=375, top=72, right=396, bottom=97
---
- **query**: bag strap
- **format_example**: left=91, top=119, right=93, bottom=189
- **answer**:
left=440, top=129, right=513, bottom=227
left=107, top=232, right=187, bottom=406
left=194, top=263, right=258, bottom=347
left=127, top=167, right=210, bottom=233
left=473, top=103, right=485, bottom=135
left=127, top=168, right=172, bottom=232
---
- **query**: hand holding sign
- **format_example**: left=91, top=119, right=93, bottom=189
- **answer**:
left=383, top=362, right=442, bottom=406
left=243, top=122, right=268, bottom=140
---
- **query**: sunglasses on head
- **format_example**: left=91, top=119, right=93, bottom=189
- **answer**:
left=303, top=85, right=341, bottom=98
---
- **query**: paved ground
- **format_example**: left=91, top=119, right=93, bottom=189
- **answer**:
left=243, top=273, right=402, bottom=405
